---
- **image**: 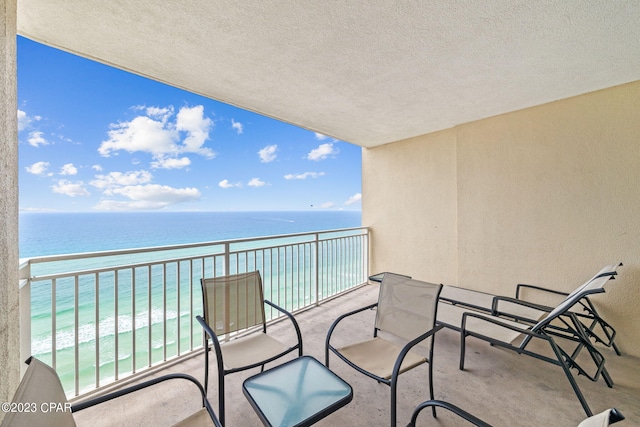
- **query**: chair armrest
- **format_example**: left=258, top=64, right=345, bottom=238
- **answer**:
left=460, top=311, right=565, bottom=358
left=491, top=295, right=553, bottom=317
left=196, top=315, right=226, bottom=377
left=407, top=399, right=492, bottom=427
left=515, top=283, right=569, bottom=299
left=71, top=373, right=222, bottom=427
left=326, top=302, right=378, bottom=343
left=393, top=324, right=444, bottom=380
left=264, top=299, right=303, bottom=354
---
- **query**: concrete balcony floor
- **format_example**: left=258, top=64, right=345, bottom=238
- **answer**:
left=73, top=284, right=640, bottom=426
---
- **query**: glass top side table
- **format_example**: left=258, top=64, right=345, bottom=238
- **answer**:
left=242, top=355, right=353, bottom=427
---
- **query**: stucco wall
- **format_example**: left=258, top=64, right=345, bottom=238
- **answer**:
left=363, top=129, right=459, bottom=285
left=363, top=80, right=640, bottom=357
left=1, top=0, right=20, bottom=414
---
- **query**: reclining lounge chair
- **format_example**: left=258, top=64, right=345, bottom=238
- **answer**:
left=439, top=263, right=621, bottom=354
left=456, top=272, right=616, bottom=417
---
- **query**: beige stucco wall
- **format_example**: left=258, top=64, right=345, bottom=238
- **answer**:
left=363, top=128, right=459, bottom=285
left=0, top=0, right=20, bottom=415
left=363, top=80, right=640, bottom=357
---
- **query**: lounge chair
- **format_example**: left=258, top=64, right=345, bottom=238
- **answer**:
left=439, top=263, right=621, bottom=354
left=457, top=272, right=616, bottom=416
left=407, top=401, right=624, bottom=427
left=325, top=273, right=443, bottom=426
left=1, top=356, right=221, bottom=427
left=196, top=270, right=303, bottom=426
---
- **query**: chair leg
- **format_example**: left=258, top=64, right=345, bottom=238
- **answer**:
left=459, top=331, right=467, bottom=370
left=219, top=374, right=225, bottom=426
left=428, top=347, right=436, bottom=418
left=204, top=344, right=209, bottom=393
left=549, top=339, right=593, bottom=417
left=390, top=376, right=398, bottom=427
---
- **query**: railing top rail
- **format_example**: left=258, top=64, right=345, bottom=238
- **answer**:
left=21, top=226, right=368, bottom=266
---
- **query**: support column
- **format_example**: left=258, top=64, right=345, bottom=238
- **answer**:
left=0, top=0, right=20, bottom=415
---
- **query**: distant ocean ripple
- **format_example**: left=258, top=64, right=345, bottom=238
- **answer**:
left=19, top=210, right=362, bottom=258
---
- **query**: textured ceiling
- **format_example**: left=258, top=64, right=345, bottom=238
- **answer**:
left=16, top=1, right=640, bottom=147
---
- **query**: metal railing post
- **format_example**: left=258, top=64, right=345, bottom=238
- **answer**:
left=314, top=233, right=320, bottom=306
left=20, top=227, right=368, bottom=396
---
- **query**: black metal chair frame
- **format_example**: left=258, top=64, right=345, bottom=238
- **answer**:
left=514, top=279, right=620, bottom=355
left=459, top=286, right=613, bottom=417
left=407, top=400, right=492, bottom=427
left=196, top=274, right=303, bottom=426
left=407, top=400, right=625, bottom=427
left=325, top=277, right=443, bottom=426
left=73, top=371, right=222, bottom=427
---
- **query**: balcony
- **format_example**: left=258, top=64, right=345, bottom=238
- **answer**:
left=18, top=227, right=369, bottom=396
left=18, top=227, right=640, bottom=426
left=66, top=283, right=640, bottom=426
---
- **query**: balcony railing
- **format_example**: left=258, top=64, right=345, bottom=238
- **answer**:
left=18, top=227, right=369, bottom=397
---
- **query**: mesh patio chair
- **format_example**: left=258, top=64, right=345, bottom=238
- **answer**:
left=457, top=273, right=616, bottom=417
left=1, top=356, right=221, bottom=427
left=195, top=270, right=303, bottom=426
left=439, top=263, right=621, bottom=354
left=407, top=401, right=624, bottom=427
left=325, top=273, right=443, bottom=426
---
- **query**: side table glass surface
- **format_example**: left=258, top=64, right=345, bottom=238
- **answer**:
left=242, top=355, right=353, bottom=427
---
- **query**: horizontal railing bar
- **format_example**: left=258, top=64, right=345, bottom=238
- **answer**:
left=22, top=226, right=369, bottom=397
left=23, top=226, right=368, bottom=266
left=27, top=228, right=368, bottom=281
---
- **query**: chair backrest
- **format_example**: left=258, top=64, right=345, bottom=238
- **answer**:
left=533, top=273, right=614, bottom=332
left=566, top=263, right=619, bottom=299
left=375, top=273, right=442, bottom=342
left=1, top=357, right=76, bottom=427
left=200, top=271, right=266, bottom=336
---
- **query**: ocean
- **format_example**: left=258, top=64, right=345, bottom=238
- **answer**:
left=19, top=210, right=362, bottom=394
left=20, top=210, right=362, bottom=258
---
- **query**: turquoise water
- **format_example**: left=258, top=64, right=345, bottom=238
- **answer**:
left=20, top=211, right=362, bottom=393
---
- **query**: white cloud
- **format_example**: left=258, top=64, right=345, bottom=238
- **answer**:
left=218, top=179, right=241, bottom=189
left=151, top=156, right=191, bottom=169
left=27, top=131, right=49, bottom=147
left=314, top=133, right=328, bottom=140
left=90, top=170, right=153, bottom=190
left=176, top=105, right=215, bottom=158
left=52, top=180, right=90, bottom=197
left=307, top=143, right=338, bottom=161
left=231, top=119, right=243, bottom=134
left=258, top=144, right=277, bottom=163
left=345, top=193, right=362, bottom=205
left=25, top=161, right=52, bottom=176
left=284, top=172, right=325, bottom=180
left=59, top=163, right=78, bottom=176
left=248, top=178, right=267, bottom=187
left=319, top=201, right=335, bottom=209
left=17, top=110, right=41, bottom=132
left=98, top=105, right=215, bottom=166
left=93, top=184, right=201, bottom=210
left=99, top=115, right=178, bottom=156
left=145, top=106, right=174, bottom=121
left=92, top=165, right=103, bottom=172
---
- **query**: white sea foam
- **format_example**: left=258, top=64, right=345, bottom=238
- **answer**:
left=31, top=308, right=179, bottom=355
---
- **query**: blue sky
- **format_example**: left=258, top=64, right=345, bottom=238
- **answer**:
left=17, top=37, right=362, bottom=212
